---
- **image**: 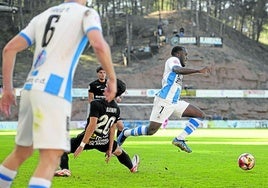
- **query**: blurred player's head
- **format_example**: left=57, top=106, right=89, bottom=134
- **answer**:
left=96, top=66, right=103, bottom=73
left=96, top=66, right=106, bottom=82
left=171, top=46, right=188, bottom=67
left=65, top=0, right=87, bottom=6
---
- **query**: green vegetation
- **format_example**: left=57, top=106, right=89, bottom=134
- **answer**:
left=260, top=25, right=268, bottom=45
left=1, top=129, right=268, bottom=188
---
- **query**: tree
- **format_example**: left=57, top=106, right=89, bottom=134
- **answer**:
left=252, top=0, right=268, bottom=42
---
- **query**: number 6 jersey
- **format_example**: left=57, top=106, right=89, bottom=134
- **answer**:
left=19, top=2, right=102, bottom=102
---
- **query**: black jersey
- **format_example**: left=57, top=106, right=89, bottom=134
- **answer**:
left=88, top=79, right=107, bottom=100
left=85, top=99, right=120, bottom=145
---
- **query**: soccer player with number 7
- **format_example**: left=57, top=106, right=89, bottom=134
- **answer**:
left=117, top=46, right=212, bottom=153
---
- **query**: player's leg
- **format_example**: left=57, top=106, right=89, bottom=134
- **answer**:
left=30, top=149, right=64, bottom=186
left=179, top=104, right=205, bottom=138
left=28, top=91, right=71, bottom=186
left=117, top=96, right=172, bottom=145
left=112, top=141, right=140, bottom=173
left=55, top=131, right=86, bottom=177
left=55, top=151, right=72, bottom=177
left=117, top=125, right=149, bottom=146
left=56, top=153, right=69, bottom=170
left=173, top=101, right=205, bottom=153
left=0, top=90, right=33, bottom=187
left=0, top=145, right=33, bottom=188
left=116, top=119, right=124, bottom=138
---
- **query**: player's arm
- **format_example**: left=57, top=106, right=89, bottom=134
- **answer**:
left=87, top=30, right=116, bottom=102
left=88, top=92, right=94, bottom=103
left=172, top=65, right=211, bottom=75
left=74, top=116, right=98, bottom=158
left=105, top=123, right=117, bottom=163
left=88, top=83, right=94, bottom=103
left=1, top=35, right=28, bottom=116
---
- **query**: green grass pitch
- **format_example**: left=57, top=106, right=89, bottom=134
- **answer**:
left=1, top=129, right=268, bottom=188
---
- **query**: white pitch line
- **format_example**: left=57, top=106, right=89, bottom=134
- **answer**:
left=153, top=129, right=268, bottom=138
left=124, top=141, right=268, bottom=145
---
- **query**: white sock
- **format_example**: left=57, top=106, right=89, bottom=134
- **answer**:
left=124, top=126, right=148, bottom=136
left=0, top=164, right=17, bottom=188
left=29, top=177, right=51, bottom=188
left=177, top=118, right=202, bottom=140
left=177, top=131, right=188, bottom=140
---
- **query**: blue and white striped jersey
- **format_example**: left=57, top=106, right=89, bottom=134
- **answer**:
left=157, top=56, right=183, bottom=103
left=19, top=2, right=102, bottom=102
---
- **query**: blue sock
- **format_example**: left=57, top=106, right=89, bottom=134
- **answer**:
left=124, top=126, right=148, bottom=136
left=177, top=118, right=202, bottom=140
left=0, top=165, right=17, bottom=188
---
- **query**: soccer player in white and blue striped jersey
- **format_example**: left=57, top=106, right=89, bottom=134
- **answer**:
left=117, top=46, right=211, bottom=153
left=0, top=1, right=116, bottom=187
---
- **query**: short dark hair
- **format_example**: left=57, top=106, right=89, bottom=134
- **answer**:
left=116, top=79, right=126, bottom=97
left=171, top=46, right=186, bottom=56
left=96, top=66, right=104, bottom=73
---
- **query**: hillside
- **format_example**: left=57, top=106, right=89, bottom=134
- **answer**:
left=0, top=10, right=267, bottom=121
left=72, top=10, right=268, bottom=121
left=73, top=10, right=268, bottom=90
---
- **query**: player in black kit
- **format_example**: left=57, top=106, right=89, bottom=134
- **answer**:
left=88, top=66, right=107, bottom=101
left=88, top=66, right=125, bottom=137
left=54, top=79, right=139, bottom=177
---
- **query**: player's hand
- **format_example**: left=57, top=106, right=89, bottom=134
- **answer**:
left=200, top=66, right=212, bottom=74
left=0, top=89, right=17, bottom=117
left=115, top=96, right=122, bottom=103
left=105, top=151, right=112, bottom=163
left=104, top=78, right=116, bottom=102
left=74, top=146, right=84, bottom=158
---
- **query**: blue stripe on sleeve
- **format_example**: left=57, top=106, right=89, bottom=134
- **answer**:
left=85, top=27, right=101, bottom=34
left=19, top=32, right=32, bottom=46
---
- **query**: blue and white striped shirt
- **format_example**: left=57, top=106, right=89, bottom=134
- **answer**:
left=157, top=56, right=183, bottom=103
left=20, top=2, right=102, bottom=102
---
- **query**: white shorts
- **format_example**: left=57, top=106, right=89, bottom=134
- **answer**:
left=15, top=90, right=70, bottom=152
left=149, top=96, right=189, bottom=123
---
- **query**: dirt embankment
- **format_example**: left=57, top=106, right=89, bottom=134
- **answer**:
left=71, top=11, right=268, bottom=121
left=0, top=10, right=267, bottom=121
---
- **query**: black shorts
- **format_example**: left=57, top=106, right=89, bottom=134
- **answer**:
left=70, top=131, right=118, bottom=153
